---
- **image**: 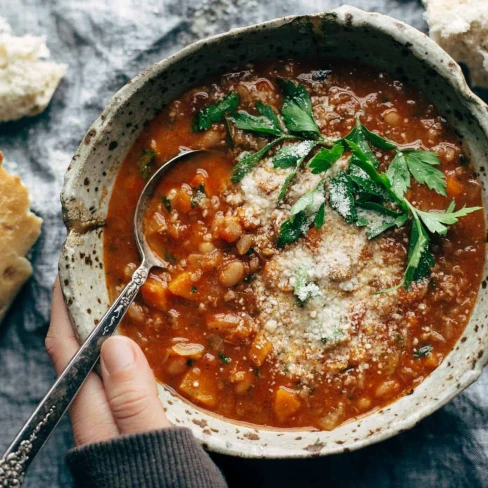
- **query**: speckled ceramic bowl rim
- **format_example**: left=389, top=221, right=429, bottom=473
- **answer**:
left=60, top=6, right=488, bottom=458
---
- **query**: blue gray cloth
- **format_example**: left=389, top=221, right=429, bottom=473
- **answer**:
left=0, top=0, right=486, bottom=486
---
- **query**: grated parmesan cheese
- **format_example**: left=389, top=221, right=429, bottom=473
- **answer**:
left=225, top=148, right=408, bottom=387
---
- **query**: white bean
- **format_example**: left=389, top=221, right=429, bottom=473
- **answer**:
left=218, top=261, right=245, bottom=287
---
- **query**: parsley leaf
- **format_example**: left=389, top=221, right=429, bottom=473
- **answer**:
left=343, top=123, right=380, bottom=168
left=275, top=141, right=317, bottom=200
left=161, top=196, right=171, bottom=212
left=277, top=182, right=326, bottom=247
left=231, top=137, right=284, bottom=183
left=387, top=151, right=410, bottom=199
left=192, top=92, right=240, bottom=132
left=309, top=143, right=344, bottom=174
left=314, top=203, right=326, bottom=228
left=356, top=201, right=408, bottom=239
left=139, top=149, right=156, bottom=180
left=290, top=181, right=326, bottom=218
left=277, top=78, right=322, bottom=138
left=329, top=172, right=357, bottom=224
left=218, top=352, right=232, bottom=364
left=191, top=183, right=206, bottom=208
left=293, top=268, right=322, bottom=304
left=404, top=150, right=446, bottom=196
left=413, top=344, right=433, bottom=358
left=277, top=211, right=310, bottom=248
left=345, top=140, right=391, bottom=191
left=348, top=172, right=394, bottom=202
left=414, top=200, right=482, bottom=236
left=164, top=249, right=178, bottom=264
left=273, top=140, right=317, bottom=169
left=361, top=124, right=397, bottom=150
left=256, top=101, right=282, bottom=131
left=403, top=206, right=434, bottom=289
left=230, top=105, right=283, bottom=137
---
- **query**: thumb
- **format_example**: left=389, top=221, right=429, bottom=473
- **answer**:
left=100, top=336, right=171, bottom=435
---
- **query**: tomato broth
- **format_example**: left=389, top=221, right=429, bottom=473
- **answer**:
left=104, top=60, right=485, bottom=430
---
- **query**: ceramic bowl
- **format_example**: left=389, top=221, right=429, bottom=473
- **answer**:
left=60, top=6, right=488, bottom=458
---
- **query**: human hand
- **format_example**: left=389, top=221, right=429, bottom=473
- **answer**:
left=45, top=279, right=171, bottom=446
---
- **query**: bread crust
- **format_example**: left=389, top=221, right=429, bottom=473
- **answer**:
left=423, top=0, right=488, bottom=88
left=0, top=152, right=42, bottom=322
left=0, top=24, right=67, bottom=122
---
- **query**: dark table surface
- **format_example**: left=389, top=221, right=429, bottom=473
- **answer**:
left=0, top=0, right=486, bottom=486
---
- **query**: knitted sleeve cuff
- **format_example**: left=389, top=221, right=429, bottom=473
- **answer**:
left=66, top=427, right=227, bottom=488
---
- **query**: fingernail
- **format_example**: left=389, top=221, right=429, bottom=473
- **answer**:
left=102, top=336, right=136, bottom=374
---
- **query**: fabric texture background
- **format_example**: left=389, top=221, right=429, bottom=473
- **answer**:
left=0, top=0, right=486, bottom=486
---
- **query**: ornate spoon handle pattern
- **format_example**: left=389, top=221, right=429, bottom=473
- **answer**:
left=0, top=262, right=149, bottom=487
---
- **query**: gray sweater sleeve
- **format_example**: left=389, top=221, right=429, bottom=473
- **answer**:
left=66, top=427, right=227, bottom=488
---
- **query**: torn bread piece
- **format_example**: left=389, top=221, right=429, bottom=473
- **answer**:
left=0, top=152, right=42, bottom=322
left=423, top=0, right=488, bottom=88
left=0, top=17, right=67, bottom=122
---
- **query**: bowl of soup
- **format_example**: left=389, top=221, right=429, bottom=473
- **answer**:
left=60, top=6, right=488, bottom=457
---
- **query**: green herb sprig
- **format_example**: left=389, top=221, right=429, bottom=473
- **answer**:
left=192, top=92, right=240, bottom=132
left=139, top=149, right=156, bottom=180
left=193, top=82, right=482, bottom=292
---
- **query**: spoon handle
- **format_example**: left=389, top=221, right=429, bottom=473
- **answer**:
left=0, top=262, right=149, bottom=486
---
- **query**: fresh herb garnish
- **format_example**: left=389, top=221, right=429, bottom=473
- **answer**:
left=387, top=150, right=446, bottom=198
left=218, top=352, right=232, bottom=364
left=225, top=81, right=333, bottom=185
left=277, top=181, right=326, bottom=247
left=230, top=102, right=283, bottom=137
left=139, top=149, right=156, bottom=180
left=164, top=249, right=178, bottom=264
left=192, top=85, right=481, bottom=292
left=277, top=211, right=310, bottom=248
left=413, top=344, right=433, bottom=358
left=293, top=268, right=322, bottom=304
left=329, top=172, right=358, bottom=224
left=277, top=78, right=323, bottom=139
left=191, top=286, right=197, bottom=293
left=191, top=183, right=206, bottom=208
left=414, top=200, right=482, bottom=235
left=309, top=143, right=344, bottom=174
left=275, top=141, right=317, bottom=200
left=187, top=359, right=195, bottom=367
left=231, top=137, right=284, bottom=183
left=161, top=196, right=171, bottom=212
left=356, top=201, right=408, bottom=239
left=402, top=204, right=434, bottom=290
left=193, top=92, right=240, bottom=132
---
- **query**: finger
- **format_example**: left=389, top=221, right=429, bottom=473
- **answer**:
left=46, top=279, right=119, bottom=445
left=101, top=336, right=170, bottom=435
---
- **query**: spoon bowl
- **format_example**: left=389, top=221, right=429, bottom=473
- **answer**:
left=135, top=149, right=205, bottom=269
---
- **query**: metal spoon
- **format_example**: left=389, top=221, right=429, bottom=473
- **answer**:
left=0, top=149, right=205, bottom=486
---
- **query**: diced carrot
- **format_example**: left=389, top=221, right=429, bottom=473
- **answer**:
left=172, top=186, right=193, bottom=213
left=179, top=367, right=218, bottom=407
left=446, top=174, right=463, bottom=198
left=140, top=277, right=170, bottom=312
left=249, top=331, right=273, bottom=367
left=191, top=173, right=207, bottom=188
left=168, top=272, right=199, bottom=300
left=274, top=387, right=301, bottom=421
